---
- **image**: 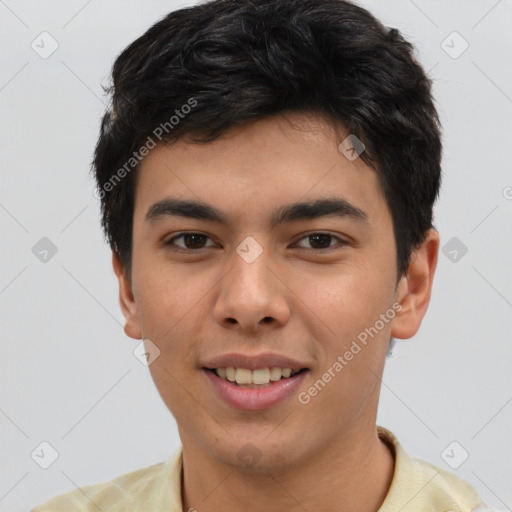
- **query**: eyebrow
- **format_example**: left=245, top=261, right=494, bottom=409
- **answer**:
left=145, top=196, right=369, bottom=228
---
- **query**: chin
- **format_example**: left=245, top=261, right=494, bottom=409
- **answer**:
left=211, top=434, right=307, bottom=474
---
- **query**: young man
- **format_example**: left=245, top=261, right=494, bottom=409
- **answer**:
left=32, top=0, right=490, bottom=510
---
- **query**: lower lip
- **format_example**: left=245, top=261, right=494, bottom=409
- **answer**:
left=203, top=369, right=308, bottom=411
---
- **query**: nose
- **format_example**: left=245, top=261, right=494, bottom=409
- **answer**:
left=212, top=247, right=291, bottom=333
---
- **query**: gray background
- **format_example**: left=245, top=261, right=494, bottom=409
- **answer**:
left=1, top=1, right=511, bottom=511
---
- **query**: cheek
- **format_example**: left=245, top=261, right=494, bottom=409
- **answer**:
left=297, top=266, right=394, bottom=392
left=134, top=260, right=197, bottom=332
left=134, top=262, right=214, bottom=372
left=299, top=273, right=391, bottom=420
left=299, top=263, right=390, bottom=334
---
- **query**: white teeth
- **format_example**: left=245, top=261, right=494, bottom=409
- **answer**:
left=269, top=367, right=282, bottom=381
left=226, top=367, right=236, bottom=381
left=281, top=368, right=292, bottom=378
left=235, top=368, right=252, bottom=384
left=252, top=368, right=270, bottom=385
left=214, top=367, right=299, bottom=385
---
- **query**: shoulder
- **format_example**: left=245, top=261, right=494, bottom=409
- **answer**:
left=377, top=426, right=489, bottom=512
left=404, top=454, right=485, bottom=509
left=30, top=449, right=183, bottom=512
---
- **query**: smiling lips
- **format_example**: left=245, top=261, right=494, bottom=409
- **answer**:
left=204, top=368, right=308, bottom=410
left=201, top=351, right=310, bottom=371
left=201, top=352, right=310, bottom=410
left=202, top=352, right=309, bottom=388
left=214, top=366, right=301, bottom=386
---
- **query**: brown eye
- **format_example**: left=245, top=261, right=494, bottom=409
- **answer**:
left=295, top=232, right=347, bottom=251
left=166, top=233, right=215, bottom=250
left=307, top=234, right=333, bottom=249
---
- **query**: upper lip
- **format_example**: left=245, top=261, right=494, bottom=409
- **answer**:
left=201, top=352, right=310, bottom=371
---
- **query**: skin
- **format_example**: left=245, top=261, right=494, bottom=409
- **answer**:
left=113, top=111, right=440, bottom=512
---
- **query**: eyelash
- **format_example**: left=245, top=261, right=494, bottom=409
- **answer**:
left=164, top=232, right=348, bottom=253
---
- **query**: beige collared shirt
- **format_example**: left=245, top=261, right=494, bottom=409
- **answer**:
left=31, top=426, right=489, bottom=512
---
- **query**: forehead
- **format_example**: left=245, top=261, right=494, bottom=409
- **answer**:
left=133, top=113, right=389, bottom=230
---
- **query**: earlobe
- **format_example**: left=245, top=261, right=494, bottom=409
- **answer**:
left=112, top=252, right=142, bottom=340
left=390, top=229, right=440, bottom=340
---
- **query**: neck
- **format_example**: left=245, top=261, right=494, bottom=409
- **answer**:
left=180, top=424, right=395, bottom=512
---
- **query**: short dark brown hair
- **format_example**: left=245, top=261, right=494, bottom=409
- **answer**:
left=92, top=0, right=442, bottom=282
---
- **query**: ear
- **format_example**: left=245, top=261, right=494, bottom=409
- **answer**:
left=390, top=228, right=440, bottom=339
left=112, top=252, right=142, bottom=340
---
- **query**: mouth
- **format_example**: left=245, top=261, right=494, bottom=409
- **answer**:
left=202, top=366, right=310, bottom=410
left=203, top=366, right=308, bottom=388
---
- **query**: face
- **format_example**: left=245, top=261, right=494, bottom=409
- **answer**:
left=114, top=112, right=438, bottom=472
